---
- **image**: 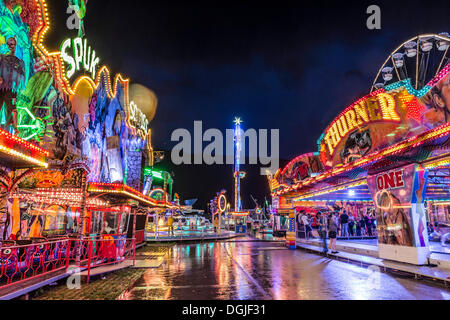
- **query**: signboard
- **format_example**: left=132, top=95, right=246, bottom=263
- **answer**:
left=367, top=164, right=429, bottom=248
left=18, top=168, right=85, bottom=189
left=127, top=101, right=149, bottom=140
left=236, top=225, right=246, bottom=233
left=60, top=37, right=100, bottom=80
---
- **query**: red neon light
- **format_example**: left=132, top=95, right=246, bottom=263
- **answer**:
left=0, top=128, right=49, bottom=156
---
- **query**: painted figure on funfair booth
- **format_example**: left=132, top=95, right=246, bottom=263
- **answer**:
left=422, top=67, right=450, bottom=128
left=0, top=37, right=24, bottom=131
left=376, top=190, right=413, bottom=247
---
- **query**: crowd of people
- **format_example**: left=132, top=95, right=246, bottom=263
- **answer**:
left=296, top=209, right=378, bottom=253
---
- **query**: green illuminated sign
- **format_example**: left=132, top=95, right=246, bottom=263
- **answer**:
left=60, top=37, right=100, bottom=80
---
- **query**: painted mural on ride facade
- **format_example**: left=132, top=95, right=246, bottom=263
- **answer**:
left=274, top=153, right=324, bottom=187
left=367, top=164, right=429, bottom=248
left=318, top=64, right=450, bottom=168
left=0, top=0, right=156, bottom=240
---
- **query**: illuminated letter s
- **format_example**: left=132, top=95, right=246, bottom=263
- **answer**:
left=61, top=38, right=76, bottom=79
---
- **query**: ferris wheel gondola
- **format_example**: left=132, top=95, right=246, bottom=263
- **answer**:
left=371, top=33, right=450, bottom=94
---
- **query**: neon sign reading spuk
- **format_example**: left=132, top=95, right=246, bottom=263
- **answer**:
left=60, top=37, right=100, bottom=80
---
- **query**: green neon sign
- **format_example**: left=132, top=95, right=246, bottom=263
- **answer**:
left=60, top=37, right=100, bottom=80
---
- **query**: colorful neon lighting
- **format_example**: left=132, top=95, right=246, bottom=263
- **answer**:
left=218, top=194, right=227, bottom=213
left=274, top=122, right=450, bottom=196
left=234, top=117, right=243, bottom=211
left=60, top=37, right=100, bottom=79
left=427, top=63, right=450, bottom=88
left=31, top=1, right=123, bottom=95
left=0, top=128, right=48, bottom=167
left=149, top=188, right=167, bottom=201
left=126, top=101, right=149, bottom=140
left=322, top=89, right=403, bottom=156
left=88, top=183, right=178, bottom=209
left=231, top=211, right=249, bottom=217
left=292, top=180, right=367, bottom=201
left=384, top=79, right=431, bottom=97
left=31, top=0, right=152, bottom=143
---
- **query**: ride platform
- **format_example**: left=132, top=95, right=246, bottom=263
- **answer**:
left=295, top=238, right=450, bottom=287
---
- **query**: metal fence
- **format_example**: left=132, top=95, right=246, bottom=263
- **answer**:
left=296, top=223, right=378, bottom=240
left=0, top=236, right=136, bottom=289
left=146, top=225, right=232, bottom=241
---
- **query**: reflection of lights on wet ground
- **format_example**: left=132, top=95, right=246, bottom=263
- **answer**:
left=123, top=240, right=448, bottom=300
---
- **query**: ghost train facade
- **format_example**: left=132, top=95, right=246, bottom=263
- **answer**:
left=0, top=0, right=178, bottom=291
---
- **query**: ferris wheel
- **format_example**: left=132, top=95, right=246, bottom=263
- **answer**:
left=371, top=33, right=450, bottom=93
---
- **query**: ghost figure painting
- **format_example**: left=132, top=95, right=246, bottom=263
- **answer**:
left=340, top=130, right=372, bottom=164
left=376, top=190, right=413, bottom=247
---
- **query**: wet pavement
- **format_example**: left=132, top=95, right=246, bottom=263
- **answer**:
left=119, top=237, right=450, bottom=300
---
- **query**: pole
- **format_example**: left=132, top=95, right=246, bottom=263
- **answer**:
left=86, top=239, right=92, bottom=284
left=76, top=171, right=88, bottom=265
left=132, top=207, right=136, bottom=266
left=218, top=210, right=222, bottom=235
left=155, top=211, right=158, bottom=240
left=234, top=118, right=242, bottom=212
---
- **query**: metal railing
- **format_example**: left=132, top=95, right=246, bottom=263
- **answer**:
left=146, top=225, right=232, bottom=241
left=295, top=224, right=378, bottom=240
left=0, top=236, right=136, bottom=289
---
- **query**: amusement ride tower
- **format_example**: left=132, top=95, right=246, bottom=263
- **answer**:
left=233, top=117, right=246, bottom=211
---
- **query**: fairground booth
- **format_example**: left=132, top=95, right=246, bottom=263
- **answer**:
left=0, top=0, right=179, bottom=289
left=269, top=33, right=450, bottom=266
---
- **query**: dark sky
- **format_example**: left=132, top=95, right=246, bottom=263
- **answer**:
left=45, top=0, right=449, bottom=209
left=48, top=0, right=450, bottom=159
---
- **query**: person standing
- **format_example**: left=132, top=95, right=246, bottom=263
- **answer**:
left=348, top=214, right=355, bottom=237
left=329, top=212, right=339, bottom=253
left=340, top=210, right=349, bottom=238
left=364, top=214, right=372, bottom=236
left=359, top=216, right=366, bottom=236
left=317, top=212, right=328, bottom=254
left=356, top=219, right=362, bottom=237
left=296, top=211, right=304, bottom=238
left=168, top=215, right=174, bottom=237
left=302, top=213, right=312, bottom=240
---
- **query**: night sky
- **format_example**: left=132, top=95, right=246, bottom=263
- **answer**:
left=46, top=0, right=449, bottom=211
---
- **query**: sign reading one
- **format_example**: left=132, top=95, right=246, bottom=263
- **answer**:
left=323, top=92, right=400, bottom=155
left=376, top=169, right=404, bottom=191
left=60, top=37, right=100, bottom=80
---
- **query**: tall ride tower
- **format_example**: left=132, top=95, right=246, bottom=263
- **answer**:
left=233, top=117, right=246, bottom=211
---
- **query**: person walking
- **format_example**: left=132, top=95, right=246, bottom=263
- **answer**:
left=329, top=212, right=339, bottom=253
left=317, top=212, right=328, bottom=254
left=340, top=210, right=349, bottom=238
left=168, top=215, right=174, bottom=237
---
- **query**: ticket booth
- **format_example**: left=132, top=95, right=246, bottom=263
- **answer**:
left=232, top=212, right=249, bottom=233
